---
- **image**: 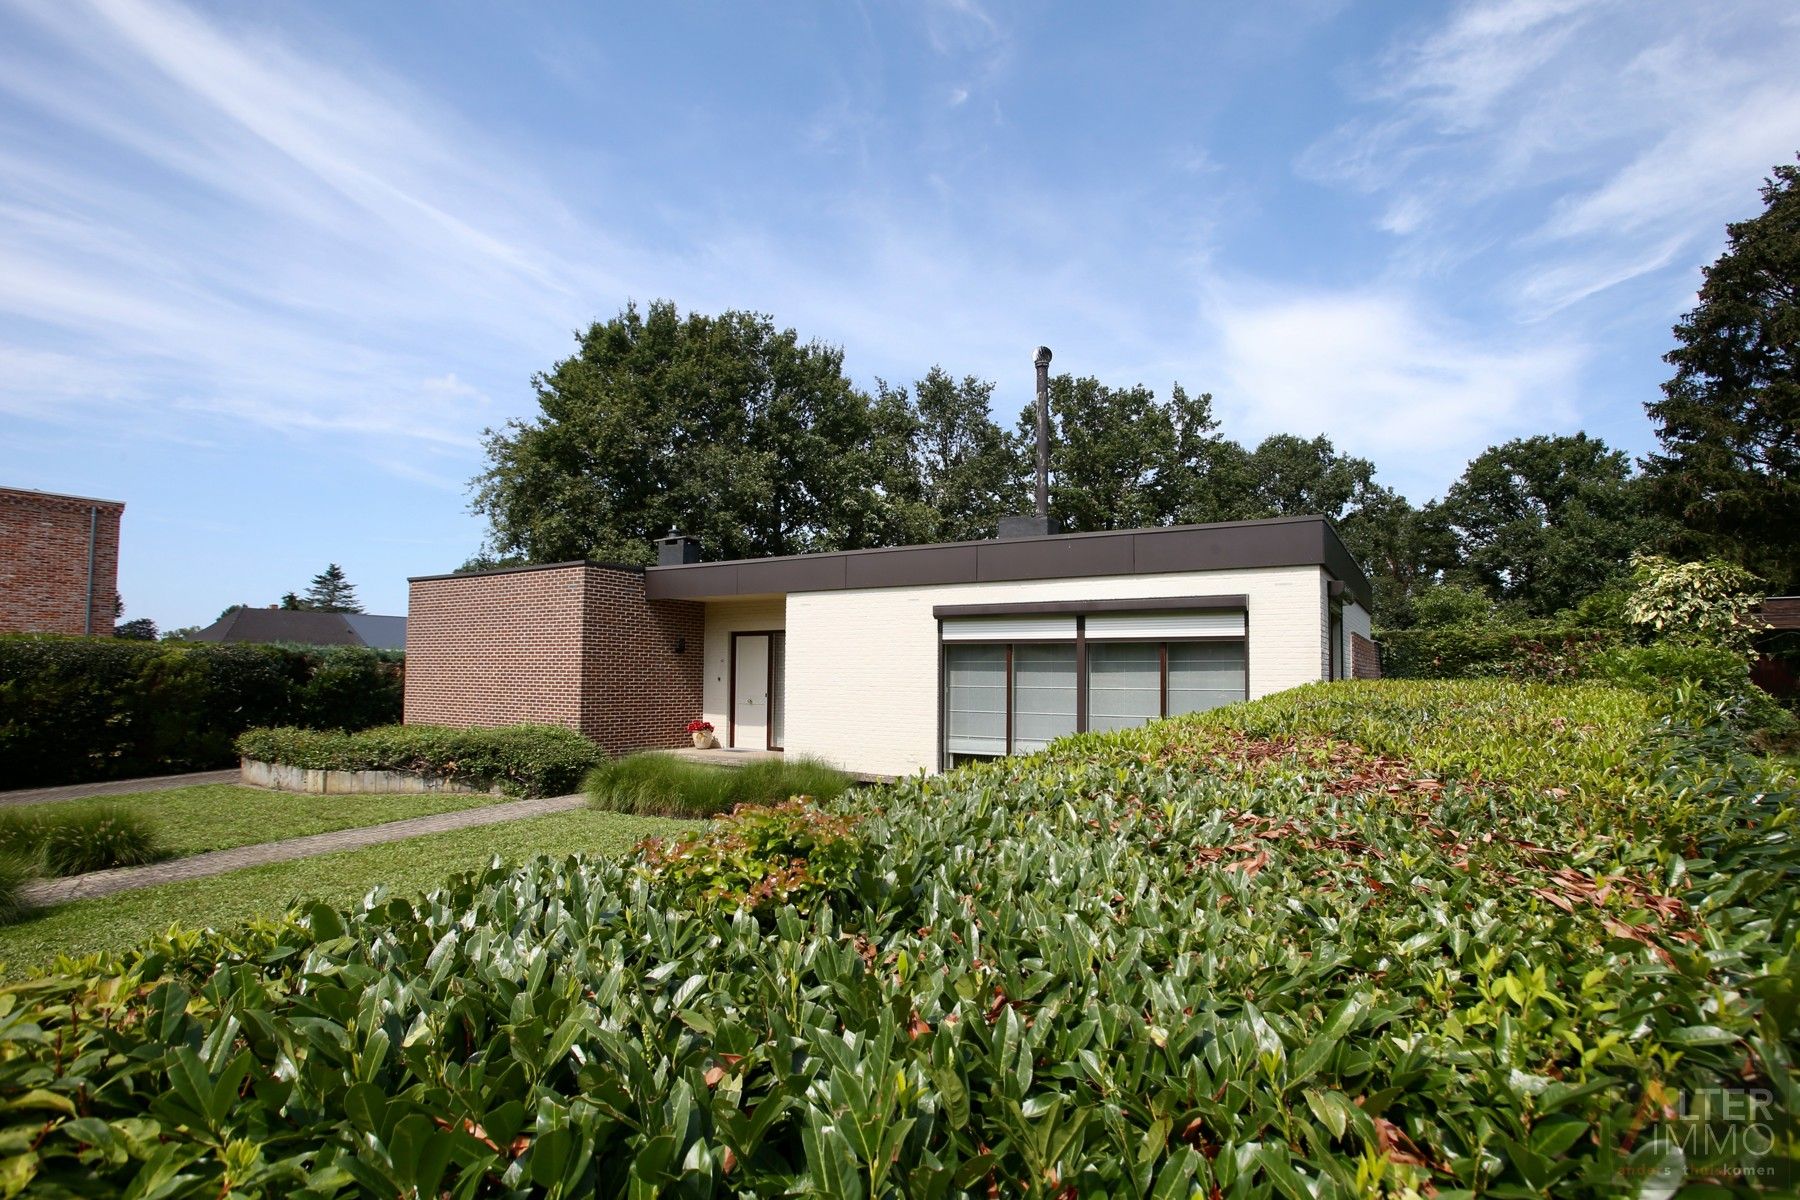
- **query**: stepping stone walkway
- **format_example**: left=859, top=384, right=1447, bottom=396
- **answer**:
left=0, top=769, right=241, bottom=809
left=19, top=794, right=587, bottom=905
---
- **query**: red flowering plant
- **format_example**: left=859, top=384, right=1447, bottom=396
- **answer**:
left=685, top=719, right=714, bottom=734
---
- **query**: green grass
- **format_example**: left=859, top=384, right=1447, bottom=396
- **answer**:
left=586, top=752, right=853, bottom=817
left=0, top=807, right=690, bottom=977
left=0, top=784, right=509, bottom=859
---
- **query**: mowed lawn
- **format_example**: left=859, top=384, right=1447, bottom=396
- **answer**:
left=0, top=807, right=692, bottom=977
left=2, top=783, right=513, bottom=858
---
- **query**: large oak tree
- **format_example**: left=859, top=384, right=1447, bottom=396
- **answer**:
left=473, top=302, right=912, bottom=564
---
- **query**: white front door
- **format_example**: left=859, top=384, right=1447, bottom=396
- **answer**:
left=732, top=634, right=770, bottom=749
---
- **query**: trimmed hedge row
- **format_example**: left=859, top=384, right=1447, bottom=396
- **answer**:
left=0, top=636, right=403, bottom=788
left=4, top=681, right=1793, bottom=1196
left=1375, top=619, right=1618, bottom=679
left=235, top=723, right=602, bottom=797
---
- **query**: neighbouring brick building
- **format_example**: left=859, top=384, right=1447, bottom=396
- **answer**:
left=406, top=516, right=1379, bottom=777
left=0, top=486, right=124, bottom=636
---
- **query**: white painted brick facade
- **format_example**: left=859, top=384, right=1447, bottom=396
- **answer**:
left=778, top=565, right=1331, bottom=778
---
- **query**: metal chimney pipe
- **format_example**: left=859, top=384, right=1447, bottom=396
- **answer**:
left=1033, top=346, right=1052, bottom=519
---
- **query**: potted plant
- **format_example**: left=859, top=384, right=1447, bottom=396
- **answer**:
left=686, top=719, right=715, bottom=749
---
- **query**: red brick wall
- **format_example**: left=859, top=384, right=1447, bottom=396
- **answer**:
left=0, top=487, right=124, bottom=635
left=578, top=567, right=706, bottom=754
left=405, top=563, right=704, bottom=755
left=1350, top=632, right=1382, bottom=680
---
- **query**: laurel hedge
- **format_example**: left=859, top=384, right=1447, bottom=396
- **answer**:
left=235, top=724, right=601, bottom=798
left=0, top=636, right=403, bottom=787
left=1, top=681, right=1793, bottom=1196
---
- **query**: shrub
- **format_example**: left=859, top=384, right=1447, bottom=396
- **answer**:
left=4, top=681, right=1795, bottom=1195
left=0, top=636, right=403, bottom=788
left=637, top=799, right=864, bottom=912
left=1376, top=618, right=1616, bottom=679
left=235, top=723, right=601, bottom=797
left=37, top=805, right=166, bottom=877
left=1623, top=553, right=1765, bottom=651
left=587, top=752, right=853, bottom=817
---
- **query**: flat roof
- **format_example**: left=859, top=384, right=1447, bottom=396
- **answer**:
left=643, top=516, right=1371, bottom=607
left=0, top=485, right=125, bottom=509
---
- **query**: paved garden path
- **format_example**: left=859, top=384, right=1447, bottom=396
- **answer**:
left=19, top=794, right=587, bottom=905
left=0, top=769, right=241, bottom=809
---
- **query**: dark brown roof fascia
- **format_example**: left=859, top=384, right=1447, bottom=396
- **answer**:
left=933, top=594, right=1249, bottom=619
left=645, top=516, right=1374, bottom=608
left=407, top=560, right=647, bottom=584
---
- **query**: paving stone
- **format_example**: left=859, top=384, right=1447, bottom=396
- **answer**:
left=18, top=794, right=588, bottom=905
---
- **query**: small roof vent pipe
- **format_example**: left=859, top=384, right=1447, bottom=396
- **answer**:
left=996, top=348, right=1061, bottom=540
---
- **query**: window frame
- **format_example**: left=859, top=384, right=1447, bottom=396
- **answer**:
left=938, top=609, right=1249, bottom=768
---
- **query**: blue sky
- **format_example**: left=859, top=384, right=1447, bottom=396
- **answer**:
left=2, top=0, right=1797, bottom=629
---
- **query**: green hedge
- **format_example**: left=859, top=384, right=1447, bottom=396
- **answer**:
left=235, top=723, right=601, bottom=797
left=4, top=681, right=1794, bottom=1195
left=0, top=636, right=403, bottom=788
left=1376, top=619, right=1618, bottom=679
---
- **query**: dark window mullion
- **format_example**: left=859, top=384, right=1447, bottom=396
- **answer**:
left=1075, top=616, right=1088, bottom=734
left=1159, top=642, right=1169, bottom=718
left=1004, top=644, right=1014, bottom=755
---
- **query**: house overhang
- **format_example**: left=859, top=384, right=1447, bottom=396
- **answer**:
left=642, top=516, right=1372, bottom=608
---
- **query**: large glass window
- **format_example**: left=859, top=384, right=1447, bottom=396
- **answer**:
left=945, top=645, right=1007, bottom=757
left=1086, top=642, right=1162, bottom=732
left=1168, top=642, right=1246, bottom=714
left=1011, top=644, right=1077, bottom=752
left=941, top=618, right=1249, bottom=764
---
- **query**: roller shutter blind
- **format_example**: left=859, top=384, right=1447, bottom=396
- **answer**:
left=944, top=645, right=1007, bottom=755
left=1087, top=642, right=1162, bottom=732
left=941, top=615, right=1077, bottom=642
left=1085, top=610, right=1245, bottom=639
left=1168, top=642, right=1246, bottom=714
left=1011, top=644, right=1077, bottom=752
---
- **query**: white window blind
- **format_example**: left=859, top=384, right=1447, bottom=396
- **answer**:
left=941, top=615, right=1077, bottom=642
left=1011, top=644, right=1077, bottom=752
left=1086, top=642, right=1161, bottom=732
left=1085, top=610, right=1245, bottom=639
left=1168, top=642, right=1246, bottom=714
left=944, top=645, right=1007, bottom=755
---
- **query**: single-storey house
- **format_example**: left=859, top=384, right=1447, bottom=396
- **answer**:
left=186, top=608, right=407, bottom=650
left=405, top=515, right=1376, bottom=779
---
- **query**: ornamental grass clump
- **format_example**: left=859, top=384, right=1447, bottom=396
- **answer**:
left=2, top=680, right=1795, bottom=1196
left=37, top=804, right=168, bottom=877
left=0, top=803, right=167, bottom=880
left=587, top=752, right=853, bottom=817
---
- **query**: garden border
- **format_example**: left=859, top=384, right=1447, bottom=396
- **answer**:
left=240, top=759, right=505, bottom=796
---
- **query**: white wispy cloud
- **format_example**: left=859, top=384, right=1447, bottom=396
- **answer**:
left=0, top=0, right=631, bottom=475
left=1201, top=282, right=1583, bottom=495
left=1301, top=0, right=1800, bottom=316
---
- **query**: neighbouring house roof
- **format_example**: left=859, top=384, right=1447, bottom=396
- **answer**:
left=411, top=515, right=1373, bottom=609
left=186, top=608, right=406, bottom=648
left=1757, top=596, right=1800, bottom=631
left=340, top=613, right=407, bottom=650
